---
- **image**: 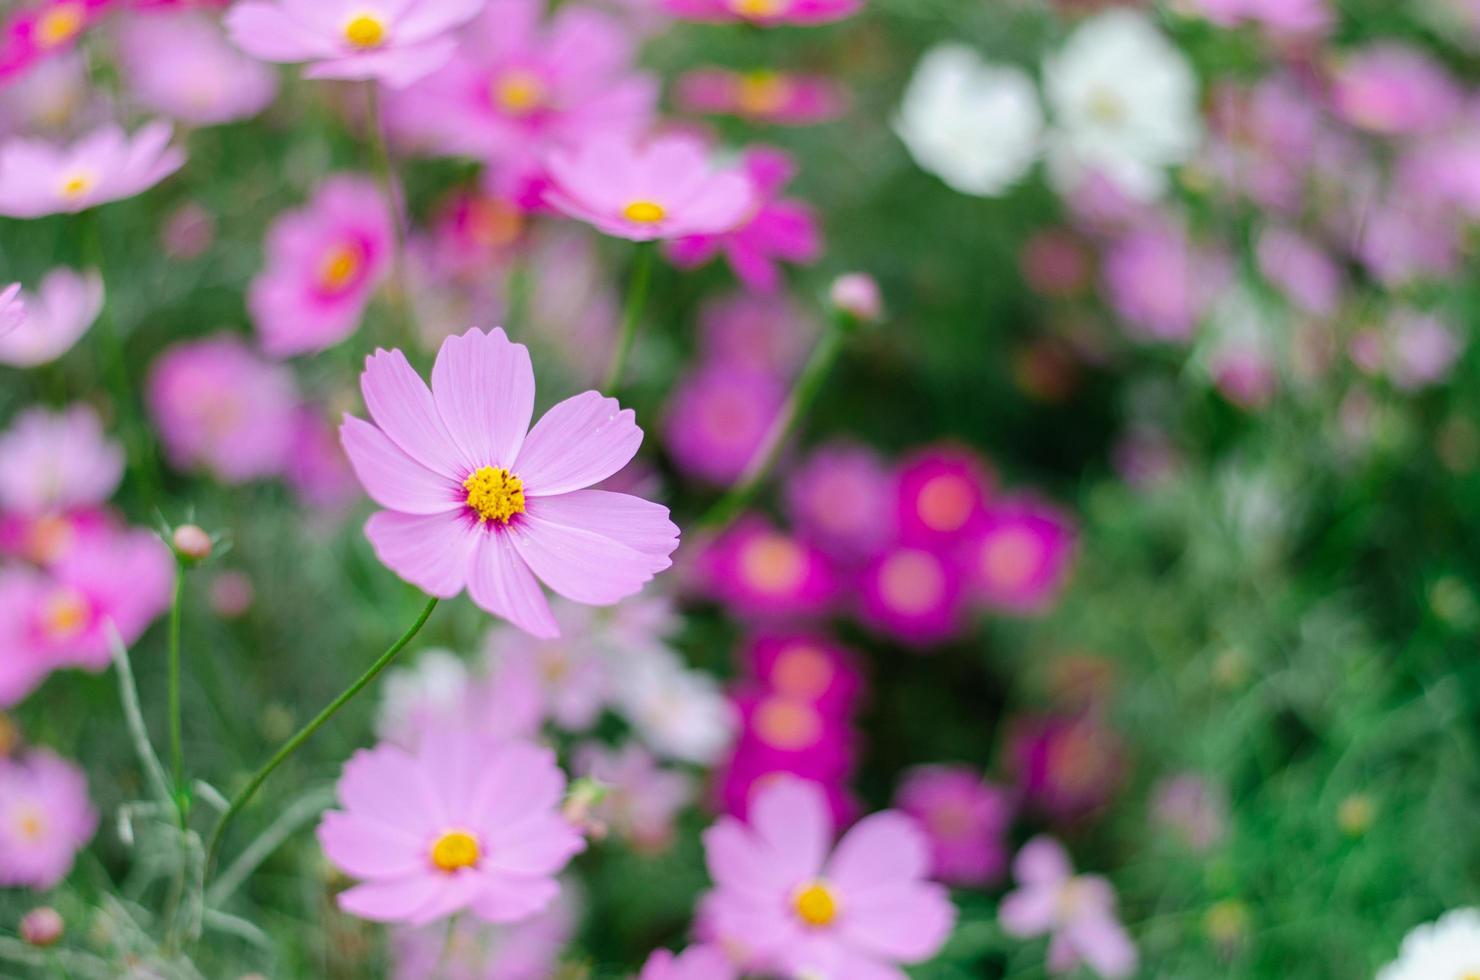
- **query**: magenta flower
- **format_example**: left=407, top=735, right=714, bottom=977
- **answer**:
left=1330, top=45, right=1462, bottom=136
left=967, top=498, right=1076, bottom=615
left=894, top=766, right=1014, bottom=887
left=785, top=442, right=895, bottom=561
left=677, top=68, right=847, bottom=126
left=860, top=545, right=965, bottom=646
left=0, top=120, right=185, bottom=217
left=341, top=327, right=678, bottom=638
left=249, top=175, right=394, bottom=357
left=0, top=406, right=122, bottom=520
left=999, top=837, right=1137, bottom=979
left=665, top=362, right=785, bottom=485
left=661, top=0, right=862, bottom=26
left=696, top=517, right=837, bottom=620
left=701, top=775, right=957, bottom=979
left=894, top=445, right=994, bottom=548
left=117, top=10, right=278, bottom=126
left=668, top=147, right=822, bottom=294
left=639, top=945, right=737, bottom=980
left=732, top=690, right=855, bottom=781
left=0, top=268, right=102, bottom=368
left=225, top=0, right=486, bottom=88
left=147, top=335, right=300, bottom=483
left=743, top=633, right=863, bottom=717
left=0, top=1, right=107, bottom=83
left=0, top=749, right=98, bottom=890
left=317, top=726, right=585, bottom=925
left=545, top=133, right=754, bottom=242
left=1006, top=713, right=1124, bottom=819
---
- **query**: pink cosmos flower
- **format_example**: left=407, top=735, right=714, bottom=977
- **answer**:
left=225, top=0, right=486, bottom=88
left=715, top=749, right=858, bottom=833
left=1387, top=309, right=1463, bottom=391
left=1330, top=45, right=1463, bottom=136
left=341, top=327, right=678, bottom=638
left=661, top=0, right=862, bottom=26
left=894, top=446, right=993, bottom=548
left=0, top=1, right=108, bottom=83
left=698, top=291, right=817, bottom=376
left=0, top=749, right=98, bottom=890
left=147, top=335, right=300, bottom=483
left=894, top=766, right=1014, bottom=887
left=695, top=517, right=837, bottom=619
left=1103, top=223, right=1229, bottom=343
left=573, top=741, right=693, bottom=851
left=859, top=544, right=966, bottom=646
left=665, top=362, right=785, bottom=485
left=284, top=406, right=360, bottom=514
left=545, top=133, right=754, bottom=242
left=677, top=68, right=847, bottom=126
left=701, top=775, right=957, bottom=980
left=966, top=498, right=1076, bottom=615
left=1006, top=713, right=1124, bottom=819
left=1255, top=227, right=1343, bottom=319
left=639, top=945, right=737, bottom=980
left=0, top=406, right=123, bottom=519
left=0, top=268, right=102, bottom=368
left=1204, top=75, right=1321, bottom=214
left=482, top=602, right=614, bottom=730
left=0, top=283, right=22, bottom=338
left=999, top=836, right=1137, bottom=979
left=785, top=442, right=895, bottom=562
left=117, top=11, right=278, bottom=126
left=731, top=689, right=856, bottom=782
left=317, top=725, right=585, bottom=925
left=668, top=147, right=822, bottom=294
left=391, top=887, right=576, bottom=980
left=0, top=120, right=185, bottom=217
left=249, top=175, right=394, bottom=357
left=1186, top=0, right=1331, bottom=38
left=743, top=633, right=863, bottom=717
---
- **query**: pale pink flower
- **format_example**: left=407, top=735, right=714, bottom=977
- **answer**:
left=639, top=945, right=737, bottom=980
left=0, top=52, right=92, bottom=136
left=249, top=175, right=395, bottom=357
left=342, top=327, right=679, bottom=638
left=482, top=602, right=614, bottom=731
left=701, top=775, right=957, bottom=980
left=0, top=405, right=123, bottom=517
left=545, top=133, right=754, bottom=242
left=784, top=442, right=895, bottom=561
left=390, top=885, right=577, bottom=980
left=574, top=741, right=693, bottom=850
left=0, top=120, right=185, bottom=217
left=661, top=0, right=862, bottom=26
left=225, top=0, right=486, bottom=88
left=0, top=268, right=102, bottom=367
left=610, top=647, right=736, bottom=764
left=377, top=648, right=474, bottom=748
left=1330, top=45, right=1463, bottom=136
left=1387, top=309, right=1463, bottom=391
left=1102, top=223, right=1228, bottom=343
left=317, top=726, right=585, bottom=925
left=677, top=68, right=847, bottom=125
left=117, top=11, right=278, bottom=125
left=0, top=283, right=21, bottom=338
left=999, top=836, right=1137, bottom=979
left=1185, top=0, right=1332, bottom=38
left=0, top=749, right=97, bottom=890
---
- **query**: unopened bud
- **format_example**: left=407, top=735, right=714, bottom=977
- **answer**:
left=20, top=907, right=63, bottom=947
left=172, top=525, right=213, bottom=563
left=562, top=778, right=610, bottom=838
left=829, top=273, right=882, bottom=324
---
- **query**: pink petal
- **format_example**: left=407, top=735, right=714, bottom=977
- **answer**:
left=340, top=416, right=459, bottom=514
left=469, top=873, right=560, bottom=923
left=336, top=874, right=445, bottom=922
left=998, top=883, right=1057, bottom=938
left=702, top=819, right=796, bottom=899
left=509, top=512, right=667, bottom=605
left=483, top=813, right=585, bottom=875
left=522, top=490, right=678, bottom=558
left=317, top=811, right=424, bottom=880
left=1014, top=835, right=1072, bottom=885
left=361, top=348, right=467, bottom=476
left=1066, top=912, right=1138, bottom=979
left=515, top=391, right=641, bottom=497
left=430, top=327, right=534, bottom=470
left=337, top=744, right=445, bottom=832
left=364, top=510, right=477, bottom=598
left=825, top=812, right=929, bottom=896
left=467, top=531, right=558, bottom=637
left=837, top=882, right=957, bottom=962
left=462, top=741, right=565, bottom=829
left=225, top=3, right=339, bottom=61
left=749, top=776, right=831, bottom=880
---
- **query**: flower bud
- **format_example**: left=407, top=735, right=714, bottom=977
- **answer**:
left=20, top=907, right=63, bottom=947
left=171, top=524, right=213, bottom=563
left=829, top=273, right=882, bottom=324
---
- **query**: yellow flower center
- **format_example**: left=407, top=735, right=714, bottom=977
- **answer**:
left=430, top=829, right=481, bottom=872
left=40, top=588, right=88, bottom=642
left=317, top=242, right=364, bottom=293
left=792, top=881, right=838, bottom=927
left=772, top=644, right=833, bottom=699
left=343, top=13, right=387, bottom=49
left=622, top=200, right=666, bottom=224
left=737, top=70, right=789, bottom=115
left=738, top=535, right=807, bottom=594
left=59, top=173, right=93, bottom=200
left=731, top=0, right=785, bottom=16
left=12, top=806, right=46, bottom=842
left=1460, top=973, right=1480, bottom=980
left=1086, top=86, right=1126, bottom=125
left=979, top=528, right=1041, bottom=590
left=493, top=70, right=546, bottom=115
left=36, top=3, right=84, bottom=48
left=463, top=466, right=526, bottom=524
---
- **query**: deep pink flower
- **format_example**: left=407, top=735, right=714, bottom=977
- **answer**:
left=731, top=689, right=856, bottom=781
left=117, top=10, right=278, bottom=125
left=677, top=68, right=847, bottom=125
left=784, top=442, right=895, bottom=562
left=341, top=327, right=678, bottom=638
left=895, top=766, right=1014, bottom=887
left=696, top=517, right=837, bottom=619
left=639, top=945, right=738, bottom=980
left=249, top=175, right=394, bottom=357
left=225, top=0, right=486, bottom=88
left=894, top=445, right=993, bottom=548
left=0, top=268, right=101, bottom=368
left=0, top=749, right=98, bottom=890
left=665, top=362, right=785, bottom=485
left=391, top=888, right=576, bottom=980
left=544, top=133, right=754, bottom=242
left=859, top=544, right=966, bottom=646
left=668, top=146, right=822, bottom=294
left=965, top=498, right=1076, bottom=615
left=999, top=837, right=1137, bottom=978
left=0, top=120, right=184, bottom=217
left=1330, top=45, right=1463, bottom=136
left=715, top=751, right=858, bottom=833
left=1103, top=223, right=1228, bottom=343
left=482, top=602, right=615, bottom=730
left=147, top=335, right=300, bottom=483
left=743, top=633, right=863, bottom=717
left=702, top=776, right=957, bottom=980
left=661, top=0, right=861, bottom=26
left=1006, top=713, right=1124, bottom=819
left=317, top=726, right=585, bottom=925
left=0, top=1, right=108, bottom=83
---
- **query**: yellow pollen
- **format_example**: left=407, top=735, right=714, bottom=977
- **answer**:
left=793, top=881, right=838, bottom=927
left=40, top=588, right=88, bottom=642
left=737, top=71, right=789, bottom=116
left=1462, top=973, right=1480, bottom=980
left=731, top=0, right=785, bottom=16
left=463, top=466, right=526, bottom=524
left=430, top=829, right=481, bottom=872
left=493, top=70, right=546, bottom=114
left=622, top=200, right=666, bottom=224
left=343, top=13, right=387, bottom=49
left=59, top=173, right=92, bottom=199
left=36, top=3, right=84, bottom=48
left=13, top=806, right=46, bottom=843
left=1086, top=86, right=1125, bottom=125
left=317, top=242, right=364, bottom=292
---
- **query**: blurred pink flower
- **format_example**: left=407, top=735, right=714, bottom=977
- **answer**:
left=665, top=362, right=784, bottom=485
left=742, top=633, right=863, bottom=717
left=0, top=283, right=21, bottom=338
left=999, top=836, right=1137, bottom=979
left=0, top=749, right=97, bottom=890
left=284, top=406, right=360, bottom=513
left=0, top=405, right=122, bottom=517
left=249, top=175, right=394, bottom=357
left=966, top=497, right=1076, bottom=615
left=859, top=544, right=966, bottom=646
left=1103, top=223, right=1227, bottom=343
left=668, top=146, right=822, bottom=294
left=1150, top=773, right=1227, bottom=851
left=1006, top=713, right=1123, bottom=819
left=1255, top=227, right=1343, bottom=318
left=545, top=133, right=754, bottom=241
left=343, top=328, right=678, bottom=638
left=391, top=887, right=577, bottom=980
left=698, top=291, right=816, bottom=376
left=482, top=601, right=614, bottom=730
left=894, top=445, right=993, bottom=548
left=785, top=442, right=895, bottom=562
left=1351, top=197, right=1458, bottom=288
left=701, top=776, right=956, bottom=979
left=574, top=741, right=693, bottom=851
left=225, top=0, right=485, bottom=88
left=830, top=272, right=883, bottom=323
left=1021, top=229, right=1094, bottom=299
left=895, top=765, right=1015, bottom=887
left=160, top=201, right=217, bottom=259
left=1204, top=75, right=1321, bottom=214
left=1185, top=0, right=1331, bottom=37
left=676, top=68, right=847, bottom=125
left=1330, top=45, right=1462, bottom=136
left=695, top=517, right=837, bottom=619
left=661, top=0, right=862, bottom=25
left=0, top=268, right=102, bottom=367
left=1387, top=309, right=1463, bottom=391
left=147, top=335, right=299, bottom=483
left=0, top=1, right=108, bottom=83
left=0, top=120, right=185, bottom=217
left=317, top=726, right=585, bottom=925
left=117, top=11, right=278, bottom=125
left=731, top=690, right=855, bottom=781
left=639, top=945, right=737, bottom=980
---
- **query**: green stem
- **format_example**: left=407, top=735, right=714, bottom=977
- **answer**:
left=204, top=597, right=439, bottom=877
left=697, top=309, right=856, bottom=534
left=602, top=244, right=655, bottom=393
left=167, top=561, right=186, bottom=825
left=364, top=82, right=414, bottom=342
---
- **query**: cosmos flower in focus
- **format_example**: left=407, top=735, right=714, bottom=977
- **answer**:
left=0, top=268, right=102, bottom=368
left=544, top=133, right=754, bottom=242
left=117, top=10, right=279, bottom=126
left=677, top=68, right=847, bottom=126
left=1000, top=837, right=1137, bottom=979
left=0, top=121, right=186, bottom=218
left=660, top=0, right=861, bottom=26
left=317, top=726, right=585, bottom=925
left=341, top=328, right=679, bottom=638
left=225, top=0, right=486, bottom=88
left=1376, top=908, right=1480, bottom=980
left=0, top=749, right=98, bottom=890
left=895, top=765, right=1015, bottom=887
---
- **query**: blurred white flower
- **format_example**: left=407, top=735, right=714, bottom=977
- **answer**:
left=895, top=43, right=1044, bottom=197
left=613, top=649, right=735, bottom=765
left=1043, top=10, right=1202, bottom=202
left=1377, top=908, right=1480, bottom=980
left=376, top=648, right=471, bottom=747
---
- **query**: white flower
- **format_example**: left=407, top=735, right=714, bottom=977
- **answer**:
left=613, top=649, right=735, bottom=765
left=376, top=648, right=470, bottom=747
left=1042, top=9, right=1201, bottom=202
left=895, top=43, right=1044, bottom=197
left=1377, top=908, right=1480, bottom=980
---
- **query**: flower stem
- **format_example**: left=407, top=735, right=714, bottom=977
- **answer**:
left=204, top=597, right=439, bottom=877
left=602, top=243, right=656, bottom=393
left=108, top=626, right=174, bottom=810
left=697, top=308, right=856, bottom=534
left=167, top=561, right=186, bottom=826
left=364, top=82, right=415, bottom=343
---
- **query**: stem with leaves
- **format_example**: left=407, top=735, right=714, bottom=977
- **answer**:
left=603, top=243, right=656, bottom=393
